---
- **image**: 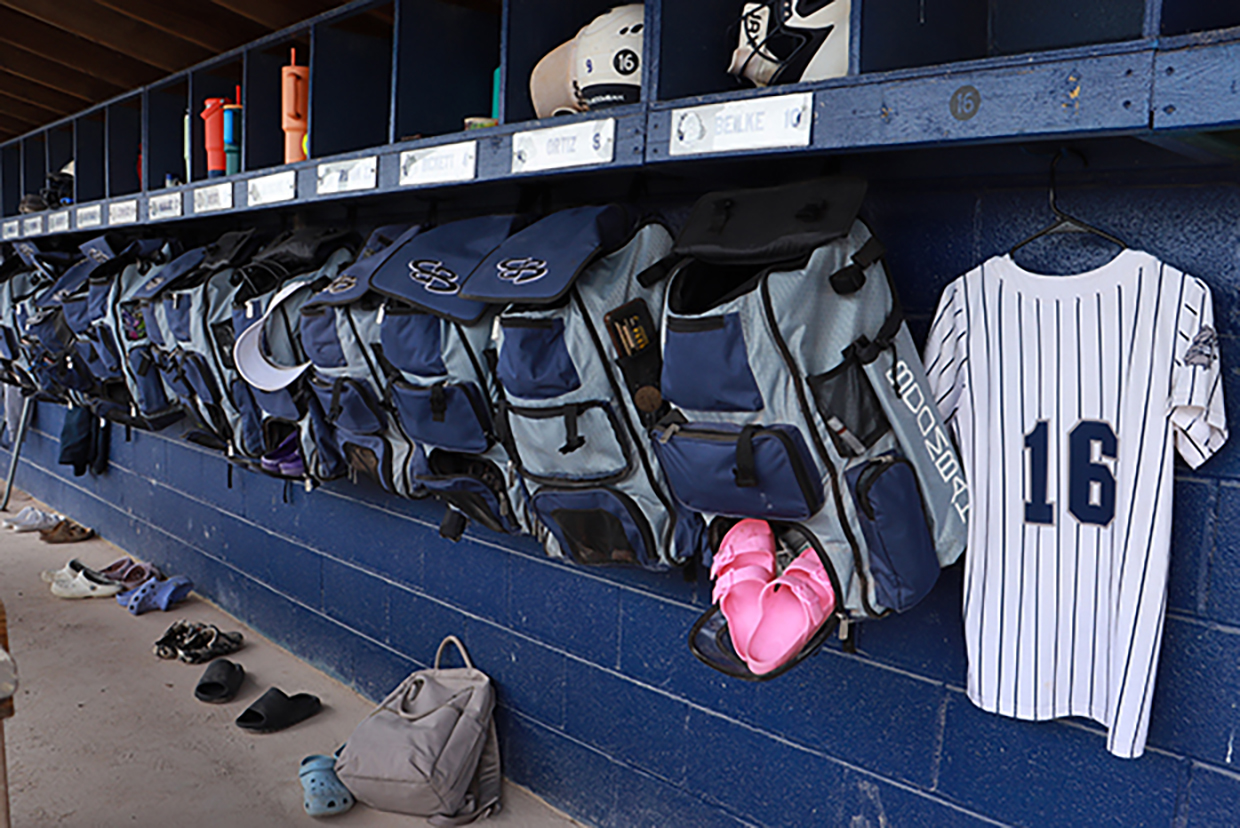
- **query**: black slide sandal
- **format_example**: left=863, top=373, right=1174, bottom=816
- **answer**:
left=194, top=659, right=245, bottom=703
left=235, top=687, right=322, bottom=733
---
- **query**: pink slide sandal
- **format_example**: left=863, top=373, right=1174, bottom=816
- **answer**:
left=744, top=549, right=836, bottom=676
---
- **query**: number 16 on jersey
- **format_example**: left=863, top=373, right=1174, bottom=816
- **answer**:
left=1025, top=420, right=1117, bottom=526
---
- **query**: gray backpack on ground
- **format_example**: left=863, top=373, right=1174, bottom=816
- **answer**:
left=335, top=636, right=501, bottom=825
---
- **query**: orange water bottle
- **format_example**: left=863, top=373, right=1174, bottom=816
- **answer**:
left=282, top=48, right=308, bottom=163
left=201, top=97, right=228, bottom=177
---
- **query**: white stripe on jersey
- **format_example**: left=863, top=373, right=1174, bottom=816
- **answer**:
left=924, top=250, right=1227, bottom=759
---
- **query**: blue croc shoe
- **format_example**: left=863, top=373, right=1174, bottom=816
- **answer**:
left=124, top=575, right=194, bottom=615
left=299, top=755, right=354, bottom=817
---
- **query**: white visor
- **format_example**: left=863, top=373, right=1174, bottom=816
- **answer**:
left=232, top=280, right=312, bottom=392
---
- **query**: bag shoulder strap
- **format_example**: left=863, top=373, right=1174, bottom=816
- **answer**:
left=429, top=717, right=502, bottom=827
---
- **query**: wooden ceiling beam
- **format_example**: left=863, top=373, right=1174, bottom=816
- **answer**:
left=0, top=91, right=63, bottom=127
left=0, top=0, right=212, bottom=73
left=90, top=0, right=271, bottom=54
left=0, top=7, right=163, bottom=90
left=0, top=111, right=38, bottom=138
left=0, top=43, right=126, bottom=104
left=0, top=70, right=87, bottom=115
left=206, top=0, right=335, bottom=33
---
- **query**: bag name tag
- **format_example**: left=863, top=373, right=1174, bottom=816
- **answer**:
left=400, top=141, right=477, bottom=186
left=1, top=220, right=17, bottom=240
left=668, top=92, right=812, bottom=157
left=247, top=170, right=296, bottom=206
left=21, top=216, right=42, bottom=236
left=149, top=192, right=183, bottom=220
left=317, top=157, right=377, bottom=195
left=108, top=200, right=139, bottom=225
left=194, top=182, right=233, bottom=214
left=511, top=118, right=615, bottom=174
left=76, top=204, right=103, bottom=228
left=48, top=211, right=70, bottom=233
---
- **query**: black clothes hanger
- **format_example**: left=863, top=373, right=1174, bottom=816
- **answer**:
left=1009, top=149, right=1127, bottom=254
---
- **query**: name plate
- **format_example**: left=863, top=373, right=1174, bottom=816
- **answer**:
left=194, top=182, right=233, bottom=213
left=399, top=141, right=477, bottom=186
left=77, top=204, right=102, bottom=228
left=511, top=118, right=615, bottom=174
left=21, top=216, right=42, bottom=236
left=317, top=156, right=377, bottom=195
left=48, top=211, right=70, bottom=233
left=148, top=192, right=183, bottom=220
left=668, top=92, right=812, bottom=156
left=108, top=200, right=138, bottom=225
left=1, top=220, right=18, bottom=240
left=247, top=170, right=296, bottom=206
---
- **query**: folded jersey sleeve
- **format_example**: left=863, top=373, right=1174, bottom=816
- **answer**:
left=923, top=278, right=968, bottom=438
left=1171, top=275, right=1227, bottom=468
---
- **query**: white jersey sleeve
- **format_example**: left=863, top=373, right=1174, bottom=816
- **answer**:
left=923, top=280, right=968, bottom=435
left=1170, top=276, right=1227, bottom=468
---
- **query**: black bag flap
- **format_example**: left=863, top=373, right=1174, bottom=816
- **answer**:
left=369, top=214, right=524, bottom=324
left=128, top=246, right=210, bottom=302
left=458, top=204, right=636, bottom=305
left=674, top=177, right=867, bottom=265
left=303, top=224, right=423, bottom=310
left=248, top=227, right=360, bottom=275
left=201, top=229, right=262, bottom=273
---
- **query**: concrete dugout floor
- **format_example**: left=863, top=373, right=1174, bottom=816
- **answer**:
left=0, top=489, right=583, bottom=828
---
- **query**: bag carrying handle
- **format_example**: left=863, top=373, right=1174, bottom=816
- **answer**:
left=435, top=635, right=474, bottom=671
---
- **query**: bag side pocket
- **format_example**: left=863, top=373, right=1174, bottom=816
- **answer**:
left=661, top=313, right=763, bottom=412
left=808, top=350, right=890, bottom=457
left=532, top=487, right=656, bottom=566
left=844, top=452, right=938, bottom=612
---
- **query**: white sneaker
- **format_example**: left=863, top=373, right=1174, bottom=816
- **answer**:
left=13, top=510, right=61, bottom=533
left=2, top=506, right=37, bottom=529
left=49, top=569, right=122, bottom=599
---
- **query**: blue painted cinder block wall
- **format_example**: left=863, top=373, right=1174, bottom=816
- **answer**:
left=5, top=168, right=1240, bottom=827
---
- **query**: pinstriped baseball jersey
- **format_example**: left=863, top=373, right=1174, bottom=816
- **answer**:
left=924, top=250, right=1226, bottom=759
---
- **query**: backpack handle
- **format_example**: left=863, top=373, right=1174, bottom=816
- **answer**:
left=435, top=635, right=474, bottom=670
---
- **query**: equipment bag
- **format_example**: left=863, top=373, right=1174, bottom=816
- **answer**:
left=128, top=230, right=264, bottom=452
left=335, top=635, right=501, bottom=824
left=367, top=214, right=531, bottom=536
left=231, top=228, right=359, bottom=478
left=3, top=240, right=78, bottom=396
left=647, top=178, right=968, bottom=675
left=459, top=205, right=704, bottom=569
left=296, top=223, right=426, bottom=495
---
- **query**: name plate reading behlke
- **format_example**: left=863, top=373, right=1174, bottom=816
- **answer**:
left=21, top=216, right=42, bottom=236
left=511, top=118, right=615, bottom=174
left=149, top=192, right=183, bottom=220
left=400, top=141, right=477, bottom=186
left=2, top=220, right=18, bottom=240
left=247, top=171, right=296, bottom=206
left=48, top=211, right=70, bottom=233
left=668, top=92, right=812, bottom=157
left=109, top=200, right=138, bottom=225
left=317, top=157, right=377, bottom=195
left=194, top=182, right=233, bottom=213
left=77, top=204, right=102, bottom=228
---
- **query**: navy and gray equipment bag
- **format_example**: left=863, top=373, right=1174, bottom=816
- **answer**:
left=365, top=215, right=531, bottom=537
left=127, top=230, right=264, bottom=450
left=230, top=228, right=359, bottom=477
left=644, top=178, right=968, bottom=676
left=19, top=242, right=100, bottom=400
left=295, top=223, right=429, bottom=495
left=459, top=206, right=704, bottom=570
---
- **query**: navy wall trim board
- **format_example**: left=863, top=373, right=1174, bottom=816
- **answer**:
left=7, top=155, right=1240, bottom=826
